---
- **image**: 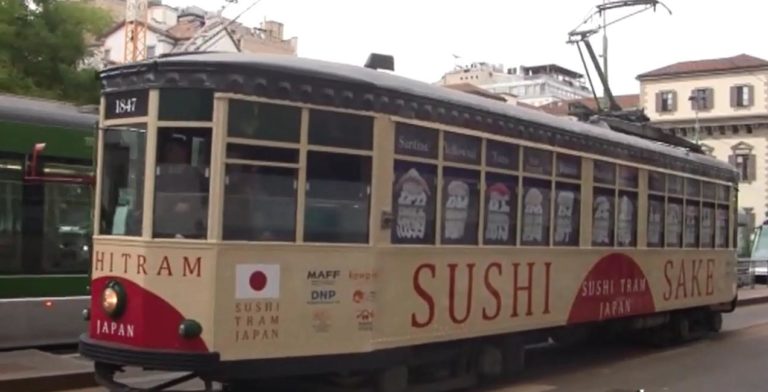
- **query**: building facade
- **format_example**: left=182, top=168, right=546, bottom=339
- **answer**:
left=637, top=54, right=768, bottom=224
left=436, top=62, right=592, bottom=107
left=81, top=2, right=297, bottom=69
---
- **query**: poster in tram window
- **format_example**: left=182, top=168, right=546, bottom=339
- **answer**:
left=716, top=207, right=728, bottom=247
left=441, top=167, right=480, bottom=245
left=701, top=205, right=715, bottom=248
left=666, top=200, right=683, bottom=247
left=684, top=204, right=700, bottom=247
left=616, top=191, right=637, bottom=247
left=521, top=178, right=550, bottom=246
left=591, top=187, right=615, bottom=246
left=523, top=148, right=552, bottom=176
left=391, top=161, right=437, bottom=244
left=647, top=196, right=665, bottom=247
left=553, top=183, right=580, bottom=246
left=483, top=174, right=518, bottom=245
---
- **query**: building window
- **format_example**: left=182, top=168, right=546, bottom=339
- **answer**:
left=656, top=90, right=676, bottom=112
left=147, top=45, right=156, bottom=58
left=690, top=88, right=713, bottom=111
left=103, top=48, right=111, bottom=61
left=732, top=84, right=754, bottom=108
left=729, top=142, right=756, bottom=183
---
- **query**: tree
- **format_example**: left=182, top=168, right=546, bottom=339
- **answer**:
left=0, top=0, right=113, bottom=104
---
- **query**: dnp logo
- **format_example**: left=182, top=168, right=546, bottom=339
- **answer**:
left=308, top=289, right=339, bottom=305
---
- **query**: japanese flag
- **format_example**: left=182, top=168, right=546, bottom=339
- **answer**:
left=235, top=264, right=280, bottom=299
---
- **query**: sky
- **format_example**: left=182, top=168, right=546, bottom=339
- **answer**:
left=162, top=0, right=768, bottom=96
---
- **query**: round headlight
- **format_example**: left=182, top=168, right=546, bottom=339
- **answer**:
left=101, top=280, right=126, bottom=318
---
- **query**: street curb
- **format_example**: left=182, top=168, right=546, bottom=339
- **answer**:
left=737, top=294, right=768, bottom=307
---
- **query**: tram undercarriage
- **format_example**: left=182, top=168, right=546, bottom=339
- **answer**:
left=84, top=306, right=727, bottom=392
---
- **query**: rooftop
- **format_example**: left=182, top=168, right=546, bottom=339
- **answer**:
left=637, top=54, right=768, bottom=79
left=538, top=95, right=640, bottom=116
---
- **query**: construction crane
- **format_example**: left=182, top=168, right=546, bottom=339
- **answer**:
left=564, top=1, right=703, bottom=152
left=124, top=0, right=149, bottom=63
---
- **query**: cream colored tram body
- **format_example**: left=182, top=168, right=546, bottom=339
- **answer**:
left=80, top=52, right=739, bottom=391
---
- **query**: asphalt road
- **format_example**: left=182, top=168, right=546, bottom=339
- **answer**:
left=63, top=303, right=768, bottom=392
left=491, top=302, right=768, bottom=392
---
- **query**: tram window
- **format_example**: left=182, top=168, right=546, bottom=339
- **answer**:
left=649, top=171, right=665, bottom=193
left=223, top=165, right=297, bottom=242
left=647, top=195, right=665, bottom=248
left=717, top=184, right=730, bottom=202
left=394, top=123, right=439, bottom=159
left=42, top=181, right=92, bottom=273
left=308, top=110, right=373, bottom=150
left=592, top=187, right=615, bottom=247
left=593, top=161, right=616, bottom=185
left=0, top=158, right=23, bottom=273
left=153, top=128, right=212, bottom=239
left=304, top=151, right=371, bottom=243
left=158, top=89, right=214, bottom=122
left=483, top=173, right=518, bottom=246
left=616, top=191, right=637, bottom=247
left=226, top=144, right=299, bottom=164
left=441, top=167, right=480, bottom=245
left=486, top=141, right=519, bottom=171
left=100, top=126, right=146, bottom=236
left=685, top=178, right=701, bottom=198
left=523, top=148, right=552, bottom=176
left=521, top=178, right=550, bottom=246
left=556, top=154, right=581, bottom=180
left=715, top=206, right=729, bottom=248
left=553, top=183, right=580, bottom=246
left=702, top=182, right=716, bottom=200
left=684, top=202, right=700, bottom=248
left=666, top=198, right=683, bottom=247
left=701, top=203, right=715, bottom=248
left=618, top=166, right=638, bottom=189
left=443, top=132, right=481, bottom=165
left=228, top=100, right=301, bottom=143
left=667, top=175, right=683, bottom=195
left=392, top=161, right=437, bottom=245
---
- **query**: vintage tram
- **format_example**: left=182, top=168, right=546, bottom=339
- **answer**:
left=79, top=52, right=739, bottom=392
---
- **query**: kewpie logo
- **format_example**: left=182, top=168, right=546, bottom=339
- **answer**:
left=235, top=264, right=280, bottom=299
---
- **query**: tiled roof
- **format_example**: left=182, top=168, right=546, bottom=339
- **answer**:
left=538, top=95, right=640, bottom=116
left=637, top=54, right=768, bottom=79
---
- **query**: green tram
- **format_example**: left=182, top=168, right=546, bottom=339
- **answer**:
left=0, top=93, right=96, bottom=349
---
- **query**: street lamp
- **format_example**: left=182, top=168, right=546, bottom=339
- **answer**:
left=688, top=91, right=703, bottom=145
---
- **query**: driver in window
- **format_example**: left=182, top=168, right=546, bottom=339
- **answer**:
left=154, top=134, right=206, bottom=239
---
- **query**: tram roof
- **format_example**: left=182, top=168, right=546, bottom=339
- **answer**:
left=0, top=93, right=97, bottom=130
left=99, top=52, right=738, bottom=182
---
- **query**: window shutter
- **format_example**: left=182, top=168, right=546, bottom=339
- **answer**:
left=706, top=88, right=714, bottom=109
left=670, top=91, right=677, bottom=111
left=655, top=92, right=662, bottom=112
left=748, top=84, right=755, bottom=107
left=748, top=153, right=757, bottom=182
left=690, top=90, right=697, bottom=110
left=730, top=86, right=737, bottom=107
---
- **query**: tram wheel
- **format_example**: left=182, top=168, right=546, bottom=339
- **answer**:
left=375, top=365, right=409, bottom=392
left=708, top=311, right=723, bottom=333
left=671, top=314, right=691, bottom=342
left=477, top=345, right=503, bottom=380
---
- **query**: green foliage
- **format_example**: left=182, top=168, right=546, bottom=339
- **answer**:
left=0, top=0, right=113, bottom=104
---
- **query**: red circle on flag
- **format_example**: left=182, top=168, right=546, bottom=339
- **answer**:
left=249, top=271, right=268, bottom=291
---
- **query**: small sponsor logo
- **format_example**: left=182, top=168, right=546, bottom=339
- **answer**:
left=352, top=289, right=376, bottom=304
left=356, top=309, right=374, bottom=331
left=312, top=309, right=331, bottom=333
left=348, top=270, right=378, bottom=281
left=307, top=270, right=340, bottom=286
left=308, top=289, right=339, bottom=305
